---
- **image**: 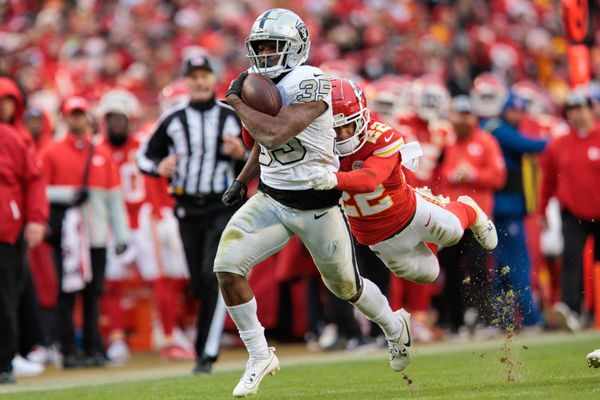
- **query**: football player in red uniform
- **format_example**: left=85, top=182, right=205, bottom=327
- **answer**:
left=98, top=89, right=191, bottom=363
left=470, top=72, right=508, bottom=126
left=307, top=78, right=498, bottom=289
left=396, top=74, right=454, bottom=194
left=370, top=75, right=452, bottom=340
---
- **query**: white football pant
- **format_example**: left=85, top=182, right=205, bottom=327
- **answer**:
left=213, top=192, right=360, bottom=300
left=370, top=192, right=463, bottom=284
left=105, top=204, right=189, bottom=281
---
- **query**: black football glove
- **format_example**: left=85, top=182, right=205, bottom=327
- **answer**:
left=72, top=188, right=90, bottom=207
left=226, top=70, right=248, bottom=98
left=222, top=180, right=248, bottom=208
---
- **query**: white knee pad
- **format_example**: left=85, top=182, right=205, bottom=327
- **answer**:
left=443, top=222, right=464, bottom=247
left=321, top=274, right=359, bottom=301
left=389, top=261, right=439, bottom=284
left=412, top=257, right=440, bottom=284
left=213, top=194, right=294, bottom=276
left=383, top=242, right=439, bottom=284
left=213, top=227, right=255, bottom=276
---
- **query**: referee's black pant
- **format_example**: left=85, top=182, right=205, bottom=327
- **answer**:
left=561, top=209, right=600, bottom=314
left=176, top=199, right=233, bottom=363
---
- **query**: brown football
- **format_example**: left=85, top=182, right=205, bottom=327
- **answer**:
left=241, top=73, right=282, bottom=116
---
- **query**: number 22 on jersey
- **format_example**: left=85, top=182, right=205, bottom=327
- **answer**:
left=366, top=121, right=392, bottom=143
left=341, top=184, right=393, bottom=217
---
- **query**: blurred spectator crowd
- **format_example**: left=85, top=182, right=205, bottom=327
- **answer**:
left=4, top=0, right=600, bottom=120
left=1, top=0, right=600, bottom=381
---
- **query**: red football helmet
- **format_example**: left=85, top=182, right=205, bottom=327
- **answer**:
left=330, top=77, right=370, bottom=156
left=470, top=72, right=507, bottom=118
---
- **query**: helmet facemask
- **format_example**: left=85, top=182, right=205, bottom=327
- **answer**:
left=371, top=95, right=395, bottom=122
left=470, top=73, right=507, bottom=118
left=417, top=90, right=446, bottom=121
left=471, top=89, right=505, bottom=118
left=245, top=9, right=310, bottom=79
left=334, top=106, right=370, bottom=157
left=245, top=38, right=300, bottom=79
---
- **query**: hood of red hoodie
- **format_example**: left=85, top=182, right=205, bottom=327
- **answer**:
left=0, top=77, right=25, bottom=123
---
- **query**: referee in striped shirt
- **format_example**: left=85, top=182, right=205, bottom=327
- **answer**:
left=137, top=55, right=247, bottom=374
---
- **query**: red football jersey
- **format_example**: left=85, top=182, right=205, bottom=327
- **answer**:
left=437, top=128, right=506, bottom=216
left=103, top=136, right=173, bottom=229
left=335, top=119, right=416, bottom=245
left=396, top=114, right=455, bottom=192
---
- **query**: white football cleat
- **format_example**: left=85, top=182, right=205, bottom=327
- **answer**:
left=106, top=339, right=130, bottom=364
left=12, top=355, right=44, bottom=377
left=233, top=347, right=280, bottom=398
left=587, top=349, right=600, bottom=368
left=457, top=195, right=498, bottom=250
left=387, top=309, right=412, bottom=372
left=552, top=302, right=581, bottom=332
left=27, top=345, right=60, bottom=366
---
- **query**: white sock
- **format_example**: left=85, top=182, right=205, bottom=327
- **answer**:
left=351, top=279, right=402, bottom=340
left=226, top=297, right=269, bottom=359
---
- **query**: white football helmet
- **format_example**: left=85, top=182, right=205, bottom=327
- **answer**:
left=470, top=73, right=508, bottom=119
left=512, top=80, right=554, bottom=115
left=245, top=8, right=310, bottom=79
left=97, top=89, right=140, bottom=119
left=413, top=75, right=450, bottom=122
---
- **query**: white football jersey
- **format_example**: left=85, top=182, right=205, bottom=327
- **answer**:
left=257, top=65, right=339, bottom=190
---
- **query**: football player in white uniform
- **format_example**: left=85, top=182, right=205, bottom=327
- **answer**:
left=216, top=8, right=411, bottom=398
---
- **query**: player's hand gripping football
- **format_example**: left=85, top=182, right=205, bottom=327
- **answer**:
left=222, top=180, right=248, bottom=208
left=308, top=166, right=338, bottom=190
left=226, top=71, right=249, bottom=98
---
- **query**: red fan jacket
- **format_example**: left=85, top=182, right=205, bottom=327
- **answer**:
left=438, top=128, right=506, bottom=216
left=0, top=123, right=48, bottom=244
left=41, top=133, right=130, bottom=247
left=539, top=123, right=600, bottom=221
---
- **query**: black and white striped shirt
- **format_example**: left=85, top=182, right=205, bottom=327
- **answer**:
left=137, top=98, right=243, bottom=195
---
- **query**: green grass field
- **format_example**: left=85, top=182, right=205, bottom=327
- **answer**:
left=3, top=332, right=599, bottom=400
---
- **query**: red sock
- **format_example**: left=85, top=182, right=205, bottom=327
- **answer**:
left=446, top=201, right=477, bottom=230
left=405, top=281, right=431, bottom=312
left=153, top=278, right=178, bottom=337
left=102, top=280, right=125, bottom=334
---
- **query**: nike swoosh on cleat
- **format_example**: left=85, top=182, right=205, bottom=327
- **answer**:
left=244, top=356, right=275, bottom=391
left=314, top=212, right=327, bottom=219
left=401, top=314, right=411, bottom=347
left=424, top=214, right=432, bottom=227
